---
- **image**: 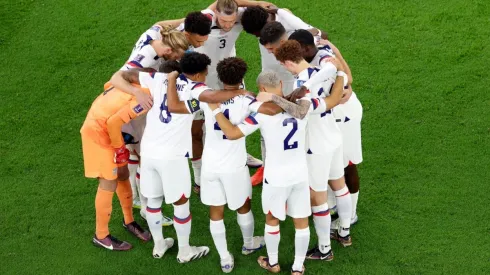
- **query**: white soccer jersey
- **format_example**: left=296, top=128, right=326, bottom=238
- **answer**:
left=294, top=67, right=342, bottom=154
left=121, top=25, right=164, bottom=71
left=238, top=99, right=326, bottom=187
left=259, top=9, right=313, bottom=95
left=310, top=49, right=335, bottom=68
left=200, top=94, right=254, bottom=173
left=139, top=73, right=206, bottom=159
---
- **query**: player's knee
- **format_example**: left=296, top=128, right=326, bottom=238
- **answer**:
left=309, top=189, right=327, bottom=206
left=209, top=205, right=225, bottom=221
left=265, top=213, right=280, bottom=226
left=237, top=199, right=251, bottom=214
left=328, top=177, right=346, bottom=191
left=293, top=217, right=309, bottom=230
left=173, top=195, right=189, bottom=206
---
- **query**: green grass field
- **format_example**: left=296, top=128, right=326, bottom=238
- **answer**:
left=1, top=0, right=489, bottom=274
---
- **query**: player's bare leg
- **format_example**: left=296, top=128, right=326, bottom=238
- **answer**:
left=291, top=217, right=310, bottom=275
left=191, top=120, right=204, bottom=194
left=210, top=205, right=234, bottom=273
left=257, top=214, right=281, bottom=273
left=237, top=199, right=265, bottom=255
left=92, top=178, right=132, bottom=251
left=306, top=190, right=334, bottom=261
left=329, top=177, right=352, bottom=247
left=344, top=163, right=360, bottom=224
left=174, top=196, right=209, bottom=263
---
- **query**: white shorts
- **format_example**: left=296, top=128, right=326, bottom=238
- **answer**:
left=201, top=165, right=252, bottom=210
left=334, top=92, right=363, bottom=167
left=307, top=147, right=344, bottom=192
left=262, top=181, right=311, bottom=221
left=140, top=157, right=191, bottom=204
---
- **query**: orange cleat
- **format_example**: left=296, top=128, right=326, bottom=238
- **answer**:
left=251, top=167, right=264, bottom=186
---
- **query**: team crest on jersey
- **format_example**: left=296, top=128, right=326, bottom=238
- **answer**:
left=134, top=54, right=145, bottom=63
left=296, top=80, right=306, bottom=87
left=133, top=104, right=144, bottom=114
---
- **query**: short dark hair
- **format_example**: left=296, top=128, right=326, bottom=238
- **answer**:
left=184, top=12, right=212, bottom=36
left=241, top=6, right=269, bottom=35
left=259, top=21, right=286, bottom=45
left=180, top=52, right=211, bottom=75
left=288, top=29, right=315, bottom=46
left=274, top=40, right=304, bottom=63
left=159, top=60, right=182, bottom=74
left=217, top=57, right=248, bottom=85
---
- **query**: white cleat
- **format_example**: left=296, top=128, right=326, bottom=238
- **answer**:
left=153, top=238, right=174, bottom=259
left=242, top=236, right=266, bottom=255
left=221, top=254, right=234, bottom=273
left=140, top=210, right=174, bottom=227
left=246, top=154, right=263, bottom=168
left=177, top=246, right=210, bottom=263
left=350, top=214, right=359, bottom=225
left=132, top=199, right=141, bottom=209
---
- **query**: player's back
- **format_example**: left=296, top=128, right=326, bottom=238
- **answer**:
left=140, top=73, right=195, bottom=159
left=201, top=94, right=254, bottom=172
left=120, top=25, right=163, bottom=71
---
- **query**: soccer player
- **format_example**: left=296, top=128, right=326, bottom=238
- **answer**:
left=289, top=30, right=363, bottom=225
left=274, top=41, right=353, bottom=251
left=80, top=80, right=153, bottom=251
left=171, top=57, right=265, bottom=272
left=241, top=8, right=326, bottom=185
left=209, top=70, right=345, bottom=275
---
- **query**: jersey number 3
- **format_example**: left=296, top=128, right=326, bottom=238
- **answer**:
left=283, top=118, right=298, bottom=150
left=214, top=109, right=230, bottom=139
left=219, top=39, right=226, bottom=49
left=159, top=94, right=172, bottom=123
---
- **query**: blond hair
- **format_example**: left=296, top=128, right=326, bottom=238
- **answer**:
left=216, top=0, right=238, bottom=15
left=160, top=26, right=189, bottom=52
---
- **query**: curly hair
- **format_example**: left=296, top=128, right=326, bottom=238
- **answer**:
left=241, top=6, right=269, bottom=35
left=180, top=52, right=211, bottom=75
left=217, top=57, right=248, bottom=85
left=259, top=21, right=286, bottom=45
left=288, top=29, right=315, bottom=46
left=159, top=60, right=182, bottom=74
left=184, top=12, right=212, bottom=36
left=274, top=40, right=303, bottom=63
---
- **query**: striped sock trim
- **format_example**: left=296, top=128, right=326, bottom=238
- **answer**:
left=173, top=214, right=192, bottom=224
left=146, top=207, right=161, bottom=213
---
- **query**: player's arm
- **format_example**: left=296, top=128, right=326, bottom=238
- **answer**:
left=155, top=18, right=185, bottom=29
left=110, top=69, right=155, bottom=110
left=319, top=40, right=352, bottom=84
left=323, top=74, right=347, bottom=110
left=167, top=72, right=201, bottom=114
left=196, top=89, right=247, bottom=103
left=255, top=92, right=311, bottom=119
left=235, top=0, right=274, bottom=8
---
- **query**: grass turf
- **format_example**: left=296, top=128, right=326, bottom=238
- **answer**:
left=1, top=0, right=489, bottom=274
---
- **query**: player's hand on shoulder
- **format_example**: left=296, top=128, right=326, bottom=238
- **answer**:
left=167, top=70, right=179, bottom=79
left=286, top=86, right=308, bottom=102
left=265, top=4, right=279, bottom=14
left=317, top=39, right=330, bottom=46
left=256, top=92, right=274, bottom=102
left=324, top=57, right=344, bottom=71
left=135, top=89, right=153, bottom=110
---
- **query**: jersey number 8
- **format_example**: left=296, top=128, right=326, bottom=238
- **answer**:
left=159, top=94, right=172, bottom=123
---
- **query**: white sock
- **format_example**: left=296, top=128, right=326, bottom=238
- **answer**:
left=237, top=211, right=254, bottom=248
left=292, top=227, right=310, bottom=271
left=210, top=219, right=230, bottom=260
left=312, top=203, right=331, bottom=253
left=174, top=201, right=192, bottom=253
left=264, top=224, right=280, bottom=266
left=146, top=197, right=164, bottom=245
left=191, top=158, right=202, bottom=186
left=334, top=185, right=352, bottom=236
left=351, top=191, right=359, bottom=219
left=128, top=156, right=139, bottom=200
left=136, top=169, right=148, bottom=211
left=327, top=185, right=336, bottom=210
left=260, top=135, right=266, bottom=162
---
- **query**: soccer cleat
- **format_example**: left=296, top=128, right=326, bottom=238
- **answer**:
left=242, top=236, right=266, bottom=255
left=92, top=234, right=132, bottom=251
left=123, top=220, right=151, bottom=242
left=332, top=230, right=352, bottom=247
left=247, top=153, right=263, bottom=168
left=251, top=166, right=264, bottom=186
left=257, top=256, right=281, bottom=273
left=140, top=210, right=174, bottom=227
left=306, top=246, right=334, bottom=261
left=330, top=218, right=339, bottom=231
left=221, top=254, right=234, bottom=273
left=193, top=183, right=201, bottom=195
left=351, top=214, right=359, bottom=225
left=329, top=206, right=338, bottom=218
left=132, top=199, right=141, bottom=209
left=177, top=246, right=210, bottom=263
left=153, top=238, right=175, bottom=258
left=291, top=266, right=305, bottom=275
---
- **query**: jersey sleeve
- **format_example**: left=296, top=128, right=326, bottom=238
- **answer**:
left=237, top=113, right=261, bottom=136
left=277, top=9, right=312, bottom=30
left=126, top=46, right=158, bottom=69
left=248, top=100, right=262, bottom=113
left=308, top=97, right=327, bottom=115
left=138, top=72, right=157, bottom=94
left=190, top=82, right=213, bottom=100
left=303, top=63, right=337, bottom=90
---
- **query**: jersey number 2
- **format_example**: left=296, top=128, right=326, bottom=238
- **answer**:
left=159, top=94, right=172, bottom=123
left=283, top=118, right=298, bottom=150
left=214, top=109, right=230, bottom=139
left=219, top=39, right=226, bottom=49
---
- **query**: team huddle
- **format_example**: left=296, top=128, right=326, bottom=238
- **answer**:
left=80, top=1, right=363, bottom=274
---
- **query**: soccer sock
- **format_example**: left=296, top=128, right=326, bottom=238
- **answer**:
left=312, top=203, right=331, bottom=253
left=260, top=135, right=266, bottom=162
left=334, top=185, right=352, bottom=236
left=237, top=210, right=254, bottom=248
left=146, top=197, right=164, bottom=245
left=351, top=191, right=359, bottom=219
left=95, top=187, right=114, bottom=239
left=327, top=185, right=337, bottom=211
left=136, top=170, right=148, bottom=213
left=116, top=179, right=134, bottom=224
left=128, top=156, right=139, bottom=201
left=264, top=224, right=280, bottom=266
left=210, top=219, right=231, bottom=260
left=174, top=201, right=192, bottom=253
left=292, top=227, right=310, bottom=271
left=191, top=158, right=202, bottom=186
left=344, top=164, right=360, bottom=219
